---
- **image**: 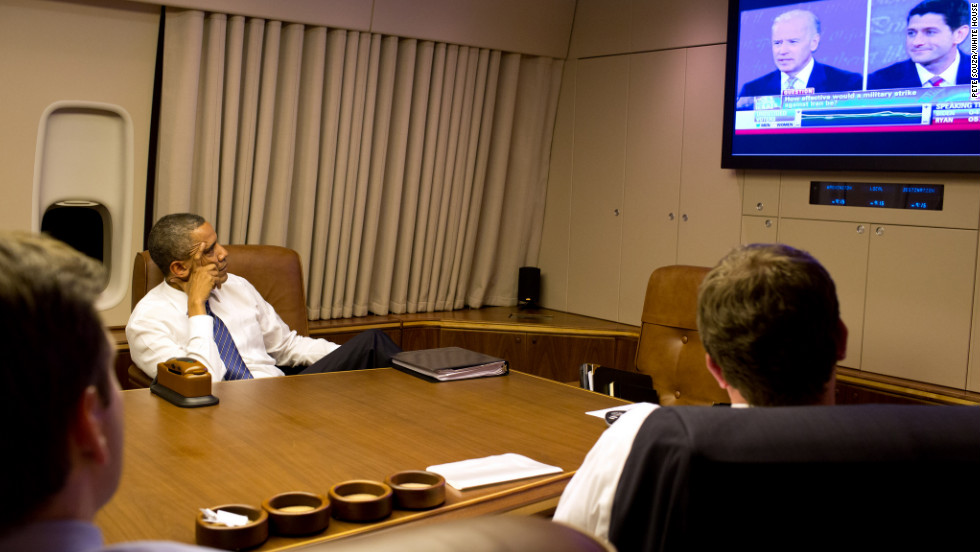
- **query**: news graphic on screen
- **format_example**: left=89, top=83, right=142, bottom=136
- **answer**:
left=722, top=0, right=980, bottom=172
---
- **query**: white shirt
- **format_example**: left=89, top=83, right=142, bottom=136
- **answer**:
left=554, top=402, right=748, bottom=541
left=782, top=57, right=815, bottom=90
left=553, top=402, right=660, bottom=542
left=915, top=50, right=961, bottom=87
left=126, top=274, right=339, bottom=380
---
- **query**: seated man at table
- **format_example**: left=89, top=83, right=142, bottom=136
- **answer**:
left=552, top=243, right=846, bottom=541
left=127, top=213, right=401, bottom=380
left=0, top=232, right=207, bottom=551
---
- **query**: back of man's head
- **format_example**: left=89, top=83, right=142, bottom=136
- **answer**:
left=148, top=212, right=205, bottom=276
left=909, top=0, right=969, bottom=28
left=0, top=232, right=109, bottom=533
left=697, top=243, right=842, bottom=406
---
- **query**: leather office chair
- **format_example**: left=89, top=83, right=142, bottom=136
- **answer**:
left=634, top=265, right=729, bottom=406
left=127, top=244, right=309, bottom=388
left=608, top=404, right=980, bottom=550
left=302, top=515, right=614, bottom=551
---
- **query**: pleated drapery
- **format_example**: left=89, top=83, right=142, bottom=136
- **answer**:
left=155, top=9, right=562, bottom=320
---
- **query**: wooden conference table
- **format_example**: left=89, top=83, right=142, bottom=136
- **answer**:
left=96, top=368, right=628, bottom=550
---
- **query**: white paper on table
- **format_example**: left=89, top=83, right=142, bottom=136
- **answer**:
left=585, top=402, right=648, bottom=419
left=426, top=453, right=563, bottom=490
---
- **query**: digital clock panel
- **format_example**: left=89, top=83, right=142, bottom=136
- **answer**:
left=809, top=181, right=943, bottom=211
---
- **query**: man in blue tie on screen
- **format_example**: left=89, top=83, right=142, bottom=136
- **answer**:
left=127, top=213, right=400, bottom=381
left=737, top=9, right=861, bottom=108
left=868, top=0, right=971, bottom=90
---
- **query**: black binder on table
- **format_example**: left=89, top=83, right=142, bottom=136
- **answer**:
left=392, top=347, right=509, bottom=382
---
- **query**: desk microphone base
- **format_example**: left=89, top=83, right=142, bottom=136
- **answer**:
left=151, top=380, right=219, bottom=408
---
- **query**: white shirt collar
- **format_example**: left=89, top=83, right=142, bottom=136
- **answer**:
left=915, top=50, right=960, bottom=86
left=782, top=57, right=815, bottom=90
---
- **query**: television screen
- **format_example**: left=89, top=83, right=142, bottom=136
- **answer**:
left=722, top=0, right=980, bottom=172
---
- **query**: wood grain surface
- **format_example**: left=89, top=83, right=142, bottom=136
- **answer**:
left=96, top=369, right=628, bottom=549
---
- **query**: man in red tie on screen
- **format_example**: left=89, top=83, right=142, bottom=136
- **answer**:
left=868, top=0, right=971, bottom=90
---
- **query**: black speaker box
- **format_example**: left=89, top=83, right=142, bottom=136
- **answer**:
left=518, top=266, right=540, bottom=309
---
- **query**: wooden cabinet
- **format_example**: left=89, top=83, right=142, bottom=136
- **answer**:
left=776, top=218, right=871, bottom=369
left=755, top=174, right=980, bottom=389
left=397, top=308, right=638, bottom=383
left=740, top=215, right=777, bottom=245
left=674, top=45, right=742, bottom=269
left=561, top=45, right=740, bottom=326
left=566, top=55, right=628, bottom=323
left=861, top=224, right=976, bottom=387
left=779, top=219, right=977, bottom=388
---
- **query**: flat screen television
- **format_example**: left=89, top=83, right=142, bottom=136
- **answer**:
left=721, top=0, right=979, bottom=173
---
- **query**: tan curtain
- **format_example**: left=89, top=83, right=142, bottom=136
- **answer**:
left=155, top=9, right=562, bottom=320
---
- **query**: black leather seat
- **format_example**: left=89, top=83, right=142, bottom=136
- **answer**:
left=609, top=404, right=980, bottom=551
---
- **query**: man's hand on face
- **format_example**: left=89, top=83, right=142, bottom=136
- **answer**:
left=182, top=242, right=222, bottom=316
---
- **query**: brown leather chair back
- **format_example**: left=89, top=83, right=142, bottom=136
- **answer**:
left=128, top=245, right=309, bottom=388
left=310, top=515, right=614, bottom=552
left=132, top=244, right=309, bottom=336
left=635, top=265, right=729, bottom=406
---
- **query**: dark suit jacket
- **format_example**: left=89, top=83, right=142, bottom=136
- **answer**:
left=868, top=54, right=972, bottom=90
left=738, top=60, right=862, bottom=99
left=608, top=404, right=980, bottom=551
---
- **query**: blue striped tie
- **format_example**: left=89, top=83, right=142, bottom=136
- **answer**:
left=205, top=301, right=254, bottom=380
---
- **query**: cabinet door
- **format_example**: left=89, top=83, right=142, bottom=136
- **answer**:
left=862, top=225, right=977, bottom=387
left=676, top=45, right=741, bottom=268
left=741, top=215, right=777, bottom=245
left=618, top=49, right=686, bottom=325
left=402, top=327, right=439, bottom=351
left=778, top=218, right=870, bottom=369
left=742, top=171, right=780, bottom=217
left=526, top=334, right=617, bottom=382
left=439, top=329, right=526, bottom=372
left=566, top=56, right=629, bottom=321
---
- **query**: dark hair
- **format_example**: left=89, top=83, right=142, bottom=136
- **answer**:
left=147, top=213, right=205, bottom=276
left=697, top=243, right=841, bottom=406
left=0, top=232, right=109, bottom=532
left=908, top=0, right=969, bottom=29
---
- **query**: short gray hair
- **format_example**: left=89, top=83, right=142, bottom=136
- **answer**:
left=773, top=9, right=821, bottom=35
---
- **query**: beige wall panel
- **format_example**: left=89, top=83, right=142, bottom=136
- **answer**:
left=676, top=45, right=741, bottom=268
left=740, top=215, right=777, bottom=244
left=970, top=233, right=980, bottom=391
left=132, top=0, right=574, bottom=57
left=742, top=170, right=780, bottom=216
left=630, top=0, right=730, bottom=52
left=971, top=228, right=980, bottom=393
left=0, top=0, right=158, bottom=327
left=566, top=56, right=629, bottom=321
left=539, top=59, right=578, bottom=312
left=371, top=0, right=574, bottom=58
left=567, top=0, right=632, bottom=59
left=862, top=225, right=976, bottom=388
left=618, top=50, right=686, bottom=326
left=131, top=0, right=372, bottom=30
left=777, top=218, right=870, bottom=369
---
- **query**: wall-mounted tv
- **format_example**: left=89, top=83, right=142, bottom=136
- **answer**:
left=722, top=0, right=979, bottom=173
